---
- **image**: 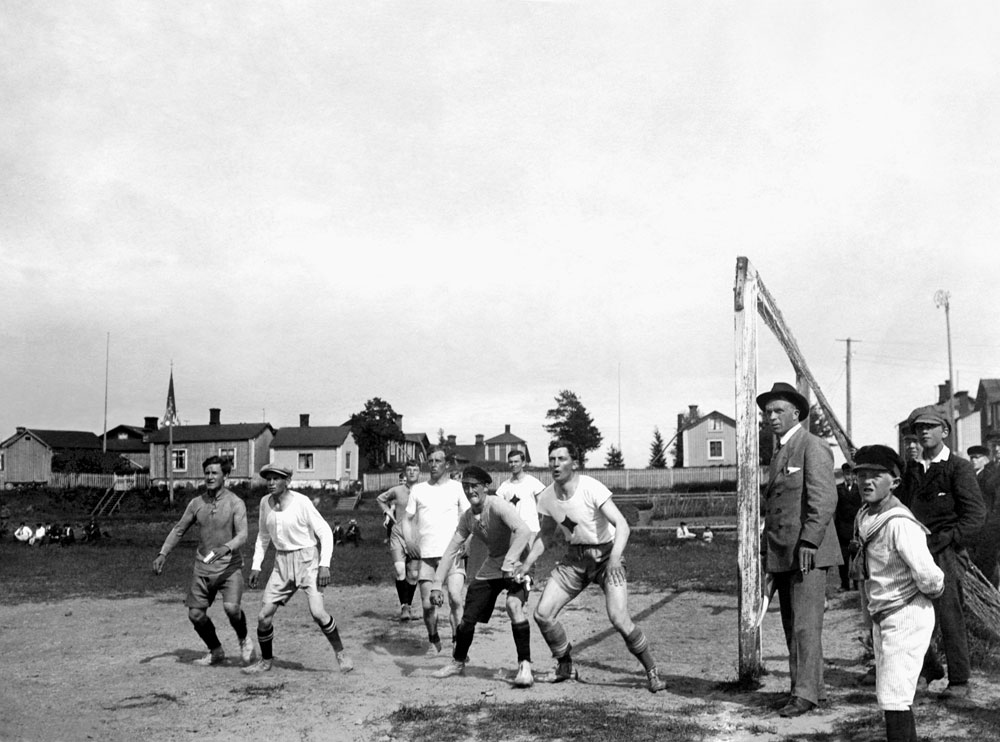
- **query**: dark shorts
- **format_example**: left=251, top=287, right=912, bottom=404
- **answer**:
left=463, top=577, right=528, bottom=624
left=548, top=542, right=620, bottom=598
left=185, top=566, right=244, bottom=610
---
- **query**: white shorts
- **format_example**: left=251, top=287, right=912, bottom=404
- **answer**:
left=263, top=547, right=323, bottom=606
left=873, top=594, right=936, bottom=710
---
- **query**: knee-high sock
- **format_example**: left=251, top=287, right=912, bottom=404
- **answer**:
left=511, top=620, right=531, bottom=663
left=193, top=618, right=221, bottom=651
left=228, top=610, right=248, bottom=642
left=453, top=620, right=475, bottom=662
left=319, top=616, right=344, bottom=652
left=403, top=580, right=418, bottom=606
left=538, top=619, right=570, bottom=659
left=395, top=579, right=408, bottom=605
left=258, top=625, right=274, bottom=661
left=884, top=710, right=914, bottom=742
left=624, top=626, right=656, bottom=672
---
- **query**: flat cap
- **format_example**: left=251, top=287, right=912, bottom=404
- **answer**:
left=906, top=405, right=949, bottom=430
left=259, top=463, right=292, bottom=479
left=852, top=445, right=905, bottom=478
left=968, top=445, right=990, bottom=458
left=460, top=465, right=492, bottom=486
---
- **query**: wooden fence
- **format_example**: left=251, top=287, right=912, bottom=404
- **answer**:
left=48, top=473, right=150, bottom=490
left=363, top=465, right=751, bottom=494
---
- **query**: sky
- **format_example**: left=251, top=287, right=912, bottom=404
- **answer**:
left=3, top=1, right=1000, bottom=468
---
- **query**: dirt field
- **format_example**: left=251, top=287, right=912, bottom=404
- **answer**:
left=2, top=581, right=998, bottom=742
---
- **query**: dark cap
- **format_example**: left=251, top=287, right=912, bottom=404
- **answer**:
left=756, top=382, right=809, bottom=421
left=852, top=445, right=905, bottom=478
left=906, top=405, right=949, bottom=430
left=259, top=463, right=292, bottom=479
left=460, top=465, right=492, bottom=486
left=968, top=445, right=990, bottom=458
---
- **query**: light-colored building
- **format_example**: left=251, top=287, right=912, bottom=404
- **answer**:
left=0, top=428, right=101, bottom=486
left=269, top=414, right=359, bottom=488
left=678, top=410, right=737, bottom=467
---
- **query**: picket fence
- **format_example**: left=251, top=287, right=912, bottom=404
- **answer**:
left=48, top=472, right=150, bottom=491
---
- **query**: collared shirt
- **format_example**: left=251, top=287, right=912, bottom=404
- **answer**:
left=251, top=489, right=334, bottom=569
left=778, top=422, right=803, bottom=448
left=919, top=444, right=950, bottom=472
left=159, top=488, right=247, bottom=576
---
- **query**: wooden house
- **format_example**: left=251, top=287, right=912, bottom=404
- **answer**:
left=148, top=408, right=274, bottom=486
left=0, top=428, right=101, bottom=486
left=677, top=410, right=737, bottom=467
left=269, top=414, right=359, bottom=487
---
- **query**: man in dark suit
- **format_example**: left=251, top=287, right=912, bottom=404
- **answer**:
left=899, top=406, right=985, bottom=701
left=835, top=463, right=862, bottom=591
left=758, top=382, right=842, bottom=718
left=967, top=444, right=999, bottom=587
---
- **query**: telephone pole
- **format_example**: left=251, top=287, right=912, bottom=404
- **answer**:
left=934, top=290, right=958, bottom=452
left=836, top=337, right=860, bottom=439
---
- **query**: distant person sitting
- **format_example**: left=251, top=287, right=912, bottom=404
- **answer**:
left=84, top=518, right=102, bottom=543
left=332, top=522, right=344, bottom=546
left=30, top=523, right=46, bottom=546
left=14, top=522, right=32, bottom=543
left=675, top=522, right=696, bottom=540
left=344, top=519, right=361, bottom=547
left=61, top=523, right=76, bottom=547
left=701, top=526, right=714, bottom=544
left=46, top=522, right=61, bottom=545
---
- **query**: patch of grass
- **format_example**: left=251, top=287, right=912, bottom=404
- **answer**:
left=387, top=700, right=718, bottom=742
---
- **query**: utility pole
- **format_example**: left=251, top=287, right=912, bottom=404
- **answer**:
left=836, top=338, right=860, bottom=439
left=934, top=290, right=959, bottom=453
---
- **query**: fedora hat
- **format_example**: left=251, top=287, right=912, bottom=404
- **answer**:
left=756, top=382, right=810, bottom=421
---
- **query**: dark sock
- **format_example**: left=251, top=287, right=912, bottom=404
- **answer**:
left=454, top=621, right=475, bottom=662
left=258, top=625, right=274, bottom=661
left=403, top=581, right=418, bottom=606
left=193, top=618, right=221, bottom=651
left=395, top=580, right=408, bottom=605
left=624, top=626, right=656, bottom=672
left=319, top=617, right=344, bottom=652
left=884, top=710, right=913, bottom=742
left=228, top=611, right=248, bottom=642
left=511, top=620, right=531, bottom=663
left=429, top=632, right=441, bottom=646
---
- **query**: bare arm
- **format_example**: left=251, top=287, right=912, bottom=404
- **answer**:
left=598, top=498, right=630, bottom=586
left=517, top=514, right=557, bottom=578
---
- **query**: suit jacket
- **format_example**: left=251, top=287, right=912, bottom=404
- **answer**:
left=900, top=453, right=985, bottom=554
left=977, top=462, right=1000, bottom=513
left=763, top=426, right=842, bottom=572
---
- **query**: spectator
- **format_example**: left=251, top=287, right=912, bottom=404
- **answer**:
left=14, top=522, right=32, bottom=543
left=332, top=521, right=344, bottom=546
left=60, top=523, right=76, bottom=547
left=968, top=444, right=1000, bottom=587
left=83, top=518, right=102, bottom=543
left=701, top=526, right=714, bottom=544
left=836, top=462, right=863, bottom=590
left=30, top=523, right=46, bottom=546
left=675, top=522, right=696, bottom=540
left=344, top=519, right=361, bottom=547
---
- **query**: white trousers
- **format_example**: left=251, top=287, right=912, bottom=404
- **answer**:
left=873, top=594, right=935, bottom=711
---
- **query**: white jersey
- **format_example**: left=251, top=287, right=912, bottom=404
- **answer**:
left=252, top=490, right=334, bottom=569
left=405, top=478, right=469, bottom=558
left=536, top=474, right=616, bottom=545
left=496, top=474, right=543, bottom=533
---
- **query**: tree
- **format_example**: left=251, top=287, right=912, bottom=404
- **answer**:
left=648, top=427, right=667, bottom=468
left=604, top=445, right=625, bottom=469
left=543, top=389, right=603, bottom=466
left=808, top=403, right=834, bottom=439
left=348, top=397, right=405, bottom=471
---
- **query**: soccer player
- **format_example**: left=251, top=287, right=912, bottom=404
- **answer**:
left=516, top=440, right=668, bottom=693
left=495, top=449, right=543, bottom=560
left=429, top=466, right=534, bottom=686
left=401, top=447, right=469, bottom=655
left=851, top=445, right=944, bottom=742
left=376, top=460, right=422, bottom=620
left=243, top=464, right=353, bottom=674
left=152, top=456, right=253, bottom=667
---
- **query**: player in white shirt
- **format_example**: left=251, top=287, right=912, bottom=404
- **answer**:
left=243, top=464, right=353, bottom=675
left=517, top=440, right=668, bottom=694
left=402, top=447, right=469, bottom=654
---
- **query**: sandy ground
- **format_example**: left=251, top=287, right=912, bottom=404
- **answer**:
left=1, top=580, right=997, bottom=742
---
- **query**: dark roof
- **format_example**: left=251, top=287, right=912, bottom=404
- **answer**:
left=683, top=410, right=736, bottom=431
left=484, top=429, right=526, bottom=445
left=405, top=432, right=430, bottom=444
left=272, top=426, right=353, bottom=448
left=106, top=438, right=149, bottom=453
left=449, top=444, right=480, bottom=462
left=149, top=423, right=274, bottom=444
left=976, top=379, right=1000, bottom=409
left=104, top=424, right=146, bottom=440
left=8, top=429, right=102, bottom=450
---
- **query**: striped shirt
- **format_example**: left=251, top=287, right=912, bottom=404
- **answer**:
left=858, top=504, right=944, bottom=620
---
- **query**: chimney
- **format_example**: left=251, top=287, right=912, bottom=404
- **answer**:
left=475, top=434, right=484, bottom=445
left=938, top=381, right=952, bottom=405
left=475, top=434, right=485, bottom=460
left=209, top=408, right=221, bottom=426
left=504, top=424, right=511, bottom=434
left=688, top=404, right=700, bottom=420
left=300, top=414, right=310, bottom=427
left=16, top=426, right=26, bottom=434
left=447, top=434, right=457, bottom=447
left=143, top=416, right=158, bottom=432
left=395, top=413, right=403, bottom=430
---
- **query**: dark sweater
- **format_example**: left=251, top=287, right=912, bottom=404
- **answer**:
left=900, top=452, right=986, bottom=554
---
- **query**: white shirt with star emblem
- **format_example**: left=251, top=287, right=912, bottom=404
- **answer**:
left=496, top=474, right=543, bottom=533
left=536, top=475, right=616, bottom=545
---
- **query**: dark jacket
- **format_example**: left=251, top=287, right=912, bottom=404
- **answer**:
left=900, top=452, right=986, bottom=554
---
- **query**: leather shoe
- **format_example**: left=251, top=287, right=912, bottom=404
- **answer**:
left=939, top=683, right=970, bottom=701
left=778, top=697, right=816, bottom=718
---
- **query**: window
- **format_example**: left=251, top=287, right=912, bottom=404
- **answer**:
left=218, top=447, right=236, bottom=469
left=709, top=417, right=723, bottom=432
left=345, top=451, right=351, bottom=471
left=172, top=449, right=187, bottom=471
left=0, top=451, right=4, bottom=471
left=708, top=440, right=724, bottom=459
left=298, top=453, right=314, bottom=471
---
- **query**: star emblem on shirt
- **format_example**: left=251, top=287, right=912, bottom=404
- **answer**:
left=561, top=516, right=578, bottom=533
left=509, top=494, right=521, bottom=506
